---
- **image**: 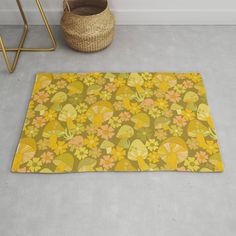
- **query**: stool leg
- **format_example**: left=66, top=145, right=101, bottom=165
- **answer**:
left=0, top=0, right=28, bottom=73
left=0, top=0, right=57, bottom=52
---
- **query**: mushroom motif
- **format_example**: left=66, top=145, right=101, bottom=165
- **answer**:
left=34, top=73, right=52, bottom=92
left=50, top=92, right=68, bottom=111
left=12, top=138, right=36, bottom=172
left=183, top=91, right=199, bottom=111
left=197, top=104, right=214, bottom=128
left=154, top=116, right=171, bottom=129
left=115, top=159, right=136, bottom=171
left=104, top=73, right=116, bottom=82
left=67, top=81, right=84, bottom=96
left=40, top=168, right=53, bottom=173
left=43, top=121, right=64, bottom=149
left=158, top=137, right=188, bottom=170
left=100, top=140, right=115, bottom=154
left=78, top=158, right=97, bottom=172
left=170, top=103, right=183, bottom=115
left=116, top=86, right=135, bottom=108
left=87, top=84, right=102, bottom=95
left=35, top=104, right=48, bottom=116
left=86, top=101, right=113, bottom=126
left=68, top=136, right=84, bottom=149
left=116, top=125, right=134, bottom=149
left=128, top=139, right=149, bottom=171
left=127, top=73, right=144, bottom=93
left=131, top=113, right=150, bottom=129
left=51, top=92, right=67, bottom=104
left=187, top=120, right=209, bottom=138
left=58, top=104, right=77, bottom=130
left=53, top=153, right=74, bottom=172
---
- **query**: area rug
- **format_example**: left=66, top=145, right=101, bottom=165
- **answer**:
left=12, top=73, right=224, bottom=173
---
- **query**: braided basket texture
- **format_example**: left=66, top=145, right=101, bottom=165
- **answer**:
left=61, top=0, right=115, bottom=52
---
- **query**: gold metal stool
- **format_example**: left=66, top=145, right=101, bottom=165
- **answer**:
left=0, top=0, right=57, bottom=73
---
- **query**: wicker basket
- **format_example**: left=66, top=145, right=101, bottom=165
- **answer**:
left=61, top=0, right=115, bottom=52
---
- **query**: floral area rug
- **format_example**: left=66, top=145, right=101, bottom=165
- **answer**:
left=12, top=73, right=224, bottom=173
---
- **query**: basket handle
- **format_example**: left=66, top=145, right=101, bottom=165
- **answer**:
left=63, top=0, right=71, bottom=12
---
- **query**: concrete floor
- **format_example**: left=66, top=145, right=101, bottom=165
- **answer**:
left=0, top=26, right=236, bottom=236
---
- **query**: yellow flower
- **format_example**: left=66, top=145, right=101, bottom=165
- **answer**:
left=148, top=107, right=161, bottom=118
left=114, top=77, right=125, bottom=87
left=84, top=135, right=99, bottom=148
left=112, top=147, right=126, bottom=161
left=25, top=126, right=39, bottom=138
left=63, top=73, right=78, bottom=82
left=44, top=109, right=57, bottom=121
left=160, top=82, right=169, bottom=92
left=182, top=109, right=195, bottom=121
left=53, top=141, right=68, bottom=155
left=27, top=158, right=42, bottom=172
left=184, top=157, right=200, bottom=171
left=145, top=139, right=159, bottom=151
left=148, top=152, right=160, bottom=164
left=84, top=77, right=95, bottom=86
left=128, top=103, right=141, bottom=114
left=175, top=84, right=186, bottom=94
left=170, top=125, right=183, bottom=136
left=108, top=117, right=122, bottom=128
left=74, top=123, right=85, bottom=135
left=100, top=91, right=112, bottom=100
left=90, top=72, right=103, bottom=79
left=76, top=103, right=88, bottom=114
left=189, top=74, right=202, bottom=83
left=141, top=72, right=153, bottom=81
left=204, top=141, right=219, bottom=155
left=154, top=129, right=167, bottom=141
left=75, top=147, right=89, bottom=160
left=46, top=84, right=58, bottom=94
left=76, top=114, right=87, bottom=123
left=156, top=98, right=168, bottom=110
left=144, top=80, right=154, bottom=88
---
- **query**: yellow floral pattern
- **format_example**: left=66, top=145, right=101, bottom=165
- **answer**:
left=12, top=73, right=224, bottom=173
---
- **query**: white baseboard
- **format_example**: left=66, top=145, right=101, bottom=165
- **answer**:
left=1, top=9, right=236, bottom=25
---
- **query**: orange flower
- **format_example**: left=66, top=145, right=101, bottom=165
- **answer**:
left=97, top=125, right=114, bottom=140
left=187, top=138, right=198, bottom=150
left=68, top=136, right=84, bottom=148
left=195, top=151, right=208, bottom=163
left=41, top=151, right=54, bottom=164
left=33, top=91, right=49, bottom=104
left=105, top=83, right=116, bottom=92
left=165, top=90, right=181, bottom=103
left=56, top=80, right=67, bottom=88
left=173, top=116, right=187, bottom=127
left=119, top=112, right=131, bottom=122
left=32, top=116, right=46, bottom=128
left=183, top=80, right=193, bottom=89
left=141, top=99, right=155, bottom=110
left=99, top=155, right=115, bottom=170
